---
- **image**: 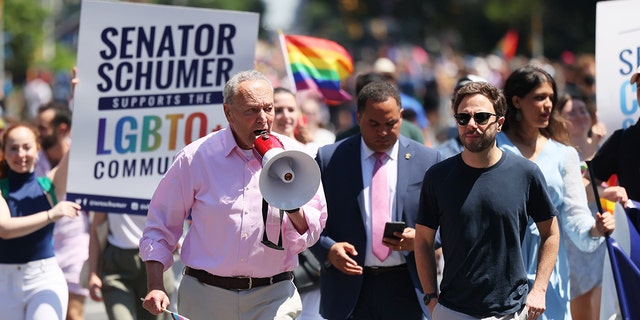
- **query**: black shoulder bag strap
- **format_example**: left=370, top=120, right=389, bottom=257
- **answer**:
left=261, top=199, right=284, bottom=250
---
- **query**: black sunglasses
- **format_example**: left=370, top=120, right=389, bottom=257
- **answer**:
left=454, top=112, right=498, bottom=126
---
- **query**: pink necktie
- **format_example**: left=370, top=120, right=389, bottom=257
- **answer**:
left=372, top=152, right=390, bottom=261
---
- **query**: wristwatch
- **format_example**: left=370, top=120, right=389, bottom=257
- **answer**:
left=423, top=292, right=438, bottom=305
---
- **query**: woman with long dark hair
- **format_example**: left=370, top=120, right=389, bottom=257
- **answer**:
left=498, top=65, right=615, bottom=320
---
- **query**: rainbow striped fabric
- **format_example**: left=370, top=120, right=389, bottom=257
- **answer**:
left=282, top=34, right=353, bottom=102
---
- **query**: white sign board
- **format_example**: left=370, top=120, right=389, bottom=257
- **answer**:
left=596, top=0, right=640, bottom=134
left=68, top=0, right=259, bottom=214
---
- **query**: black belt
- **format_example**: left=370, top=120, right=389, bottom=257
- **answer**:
left=185, top=267, right=292, bottom=290
left=363, top=264, right=408, bottom=276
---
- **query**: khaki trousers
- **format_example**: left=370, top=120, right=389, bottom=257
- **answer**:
left=178, top=272, right=302, bottom=320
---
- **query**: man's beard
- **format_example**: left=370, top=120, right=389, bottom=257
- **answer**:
left=39, top=136, right=57, bottom=150
left=460, top=131, right=496, bottom=153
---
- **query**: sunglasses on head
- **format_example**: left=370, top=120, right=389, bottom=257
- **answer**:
left=454, top=112, right=498, bottom=126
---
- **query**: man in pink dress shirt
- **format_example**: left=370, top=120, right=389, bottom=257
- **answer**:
left=140, top=70, right=328, bottom=320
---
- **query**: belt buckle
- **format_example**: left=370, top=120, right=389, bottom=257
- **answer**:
left=239, top=276, right=252, bottom=289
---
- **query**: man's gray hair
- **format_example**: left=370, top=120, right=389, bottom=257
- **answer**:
left=223, top=70, right=273, bottom=105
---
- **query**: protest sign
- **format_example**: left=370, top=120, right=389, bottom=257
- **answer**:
left=596, top=0, right=640, bottom=135
left=68, top=0, right=259, bottom=213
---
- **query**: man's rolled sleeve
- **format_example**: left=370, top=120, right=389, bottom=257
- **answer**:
left=139, top=236, right=175, bottom=271
left=139, top=153, right=191, bottom=271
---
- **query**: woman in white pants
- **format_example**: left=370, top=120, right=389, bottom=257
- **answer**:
left=0, top=123, right=81, bottom=319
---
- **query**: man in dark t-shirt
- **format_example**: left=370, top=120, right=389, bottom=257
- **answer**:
left=590, top=66, right=640, bottom=201
left=414, top=82, right=560, bottom=319
left=590, top=116, right=640, bottom=201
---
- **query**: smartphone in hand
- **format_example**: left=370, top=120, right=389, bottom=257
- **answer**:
left=383, top=221, right=407, bottom=239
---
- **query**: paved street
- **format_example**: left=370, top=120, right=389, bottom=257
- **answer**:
left=83, top=259, right=183, bottom=320
left=85, top=298, right=108, bottom=320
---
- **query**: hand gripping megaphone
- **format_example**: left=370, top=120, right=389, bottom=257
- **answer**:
left=254, top=131, right=321, bottom=210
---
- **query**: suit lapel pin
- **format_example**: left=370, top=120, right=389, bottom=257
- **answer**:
left=405, top=153, right=411, bottom=160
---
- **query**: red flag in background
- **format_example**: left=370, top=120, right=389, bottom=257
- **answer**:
left=498, top=29, right=519, bottom=60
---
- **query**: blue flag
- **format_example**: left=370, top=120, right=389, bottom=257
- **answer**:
left=602, top=205, right=640, bottom=320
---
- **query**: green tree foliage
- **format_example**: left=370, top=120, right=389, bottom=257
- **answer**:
left=3, top=0, right=597, bottom=88
left=147, top=0, right=266, bottom=37
left=3, top=0, right=264, bottom=85
left=301, top=0, right=596, bottom=60
left=152, top=0, right=263, bottom=15
left=4, top=0, right=48, bottom=84
left=50, top=44, right=77, bottom=74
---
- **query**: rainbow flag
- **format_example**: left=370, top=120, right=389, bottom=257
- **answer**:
left=281, top=33, right=353, bottom=103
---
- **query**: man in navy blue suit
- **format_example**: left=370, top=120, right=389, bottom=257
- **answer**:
left=313, top=81, right=441, bottom=319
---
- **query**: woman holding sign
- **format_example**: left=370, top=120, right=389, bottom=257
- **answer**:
left=0, top=123, right=81, bottom=320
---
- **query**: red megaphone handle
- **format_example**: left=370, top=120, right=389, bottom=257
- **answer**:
left=254, top=131, right=285, bottom=156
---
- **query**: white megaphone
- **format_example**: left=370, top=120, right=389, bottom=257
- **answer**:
left=254, top=131, right=321, bottom=210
